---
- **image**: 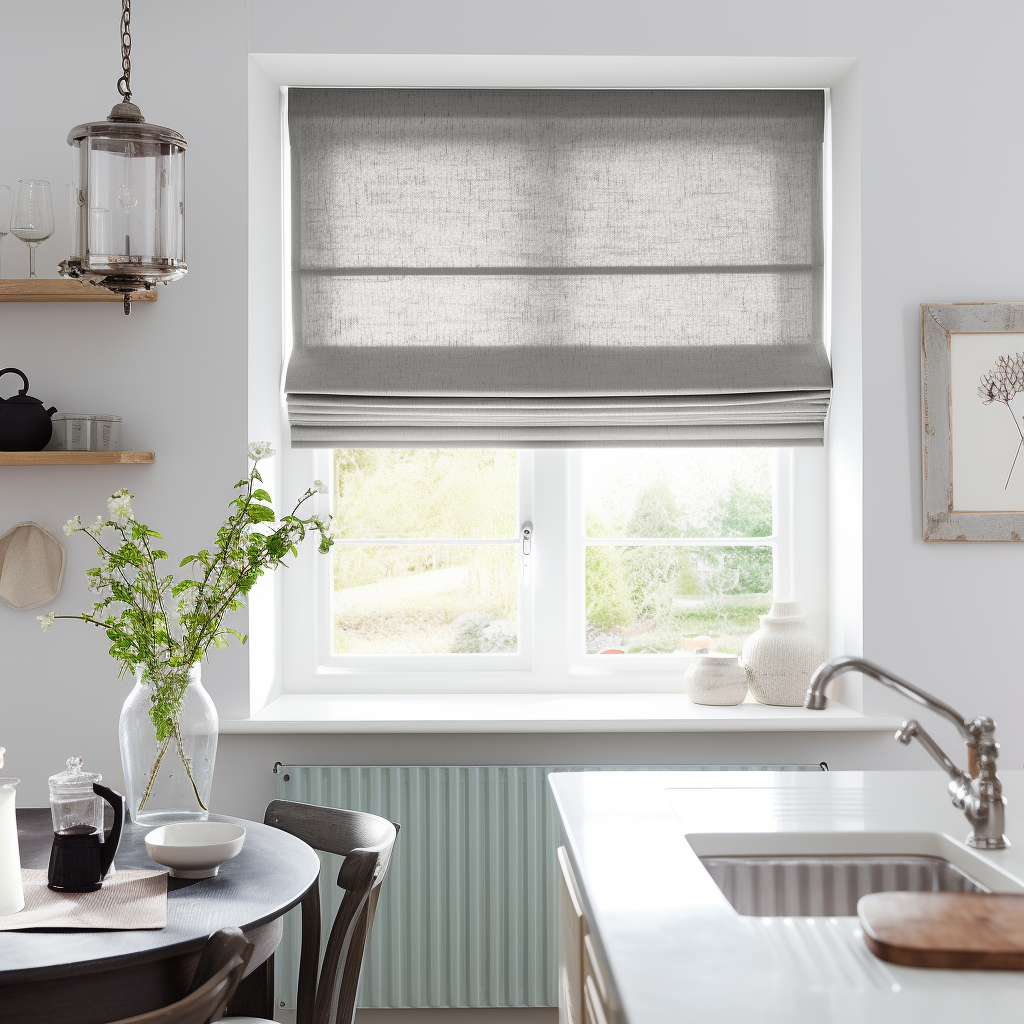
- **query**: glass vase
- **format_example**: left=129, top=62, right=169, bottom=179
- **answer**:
left=119, top=663, right=218, bottom=825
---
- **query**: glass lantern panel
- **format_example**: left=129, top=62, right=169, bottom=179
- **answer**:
left=79, top=137, right=185, bottom=262
left=69, top=142, right=88, bottom=259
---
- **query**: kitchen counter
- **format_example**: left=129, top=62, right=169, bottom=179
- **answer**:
left=548, top=769, right=1024, bottom=1024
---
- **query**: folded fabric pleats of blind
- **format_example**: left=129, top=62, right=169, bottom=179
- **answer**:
left=285, top=88, right=830, bottom=448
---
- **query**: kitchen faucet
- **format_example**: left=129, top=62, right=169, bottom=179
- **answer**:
left=804, top=656, right=1008, bottom=850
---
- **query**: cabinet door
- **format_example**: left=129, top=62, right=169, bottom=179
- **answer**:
left=558, top=846, right=584, bottom=1024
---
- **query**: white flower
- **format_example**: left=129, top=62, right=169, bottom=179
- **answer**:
left=93, top=515, right=105, bottom=530
left=107, top=488, right=134, bottom=520
left=247, top=441, right=276, bottom=461
left=63, top=516, right=82, bottom=536
left=313, top=479, right=328, bottom=494
left=37, top=611, right=56, bottom=632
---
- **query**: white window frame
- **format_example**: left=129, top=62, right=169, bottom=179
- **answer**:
left=278, top=446, right=811, bottom=694
left=280, top=446, right=535, bottom=693
left=317, top=448, right=535, bottom=674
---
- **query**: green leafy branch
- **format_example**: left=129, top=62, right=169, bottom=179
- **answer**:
left=39, top=443, right=333, bottom=811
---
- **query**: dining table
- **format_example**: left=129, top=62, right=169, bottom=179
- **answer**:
left=0, top=808, right=321, bottom=1024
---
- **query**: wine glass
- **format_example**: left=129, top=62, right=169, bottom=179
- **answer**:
left=0, top=186, right=12, bottom=278
left=11, top=179, right=54, bottom=279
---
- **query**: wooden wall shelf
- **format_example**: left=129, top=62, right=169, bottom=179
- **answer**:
left=0, top=451, right=155, bottom=466
left=0, top=279, right=157, bottom=303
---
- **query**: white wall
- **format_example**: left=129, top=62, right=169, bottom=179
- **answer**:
left=0, top=0, right=250, bottom=804
left=3, top=0, right=1023, bottom=813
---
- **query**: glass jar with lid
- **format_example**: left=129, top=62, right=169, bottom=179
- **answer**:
left=47, top=757, right=123, bottom=892
left=49, top=757, right=107, bottom=836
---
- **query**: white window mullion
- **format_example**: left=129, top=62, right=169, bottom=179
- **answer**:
left=530, top=449, right=571, bottom=685
left=773, top=447, right=795, bottom=601
left=584, top=537, right=776, bottom=548
left=331, top=538, right=520, bottom=546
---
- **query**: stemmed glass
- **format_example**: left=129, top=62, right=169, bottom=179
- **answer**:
left=0, top=186, right=12, bottom=278
left=11, top=179, right=54, bottom=279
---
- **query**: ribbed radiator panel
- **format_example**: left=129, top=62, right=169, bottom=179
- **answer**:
left=273, top=763, right=824, bottom=1009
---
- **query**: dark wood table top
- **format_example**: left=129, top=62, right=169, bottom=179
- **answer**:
left=0, top=808, right=320, bottom=984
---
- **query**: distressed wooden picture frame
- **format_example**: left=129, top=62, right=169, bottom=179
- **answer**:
left=922, top=301, right=1024, bottom=541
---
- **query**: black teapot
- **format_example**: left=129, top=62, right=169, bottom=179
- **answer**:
left=0, top=368, right=57, bottom=451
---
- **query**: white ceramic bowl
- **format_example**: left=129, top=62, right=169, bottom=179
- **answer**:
left=144, top=821, right=246, bottom=878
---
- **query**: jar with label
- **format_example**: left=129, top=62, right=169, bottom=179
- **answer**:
left=47, top=414, right=122, bottom=452
left=91, top=416, right=122, bottom=451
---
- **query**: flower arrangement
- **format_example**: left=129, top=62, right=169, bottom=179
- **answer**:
left=39, top=443, right=333, bottom=813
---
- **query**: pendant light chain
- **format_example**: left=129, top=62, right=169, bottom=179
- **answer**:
left=117, top=0, right=132, bottom=103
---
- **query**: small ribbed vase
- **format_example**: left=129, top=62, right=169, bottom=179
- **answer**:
left=684, top=653, right=749, bottom=706
left=741, top=600, right=825, bottom=707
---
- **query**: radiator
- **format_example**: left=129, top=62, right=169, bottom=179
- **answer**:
left=273, top=763, right=825, bottom=1010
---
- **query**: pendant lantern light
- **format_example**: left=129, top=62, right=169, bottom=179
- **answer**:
left=59, top=0, right=186, bottom=314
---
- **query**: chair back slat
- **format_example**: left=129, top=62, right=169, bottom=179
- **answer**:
left=188, top=927, right=253, bottom=996
left=264, top=800, right=394, bottom=858
left=263, top=800, right=398, bottom=1024
left=108, top=928, right=253, bottom=1024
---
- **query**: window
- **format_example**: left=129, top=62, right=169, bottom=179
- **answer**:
left=581, top=449, right=773, bottom=656
left=276, top=83, right=830, bottom=693
left=277, top=445, right=809, bottom=692
left=331, top=449, right=523, bottom=657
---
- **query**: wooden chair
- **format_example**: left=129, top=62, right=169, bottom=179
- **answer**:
left=108, top=927, right=254, bottom=1024
left=226, top=800, right=399, bottom=1024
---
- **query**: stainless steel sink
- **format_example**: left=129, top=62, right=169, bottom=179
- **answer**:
left=699, top=855, right=989, bottom=916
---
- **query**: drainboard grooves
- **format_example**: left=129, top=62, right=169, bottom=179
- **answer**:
left=758, top=918, right=900, bottom=992
left=700, top=855, right=987, bottom=917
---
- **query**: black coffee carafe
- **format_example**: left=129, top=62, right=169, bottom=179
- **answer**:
left=47, top=757, right=124, bottom=893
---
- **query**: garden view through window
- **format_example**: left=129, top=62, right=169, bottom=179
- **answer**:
left=329, top=448, right=774, bottom=658
left=584, top=449, right=773, bottom=655
left=331, top=449, right=520, bottom=655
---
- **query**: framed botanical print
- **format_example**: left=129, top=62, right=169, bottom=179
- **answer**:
left=922, top=301, right=1024, bottom=540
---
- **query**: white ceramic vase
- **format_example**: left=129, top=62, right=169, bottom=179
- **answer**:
left=684, top=653, right=749, bottom=706
left=0, top=777, right=25, bottom=917
left=741, top=600, right=825, bottom=707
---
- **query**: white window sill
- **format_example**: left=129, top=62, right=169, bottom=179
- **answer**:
left=219, top=693, right=902, bottom=734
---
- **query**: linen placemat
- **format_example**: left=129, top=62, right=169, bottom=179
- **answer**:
left=0, top=868, right=167, bottom=930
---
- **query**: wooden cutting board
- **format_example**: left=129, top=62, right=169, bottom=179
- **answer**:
left=859, top=892, right=1024, bottom=969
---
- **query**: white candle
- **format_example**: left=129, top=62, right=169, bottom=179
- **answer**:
left=0, top=778, right=25, bottom=917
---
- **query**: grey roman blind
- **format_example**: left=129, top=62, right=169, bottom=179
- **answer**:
left=286, top=88, right=830, bottom=448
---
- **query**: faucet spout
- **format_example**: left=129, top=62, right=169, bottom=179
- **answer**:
left=803, top=656, right=970, bottom=741
left=803, top=655, right=1008, bottom=850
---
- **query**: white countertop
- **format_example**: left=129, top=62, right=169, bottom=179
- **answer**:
left=548, top=769, right=1024, bottom=1024
left=220, top=693, right=899, bottom=733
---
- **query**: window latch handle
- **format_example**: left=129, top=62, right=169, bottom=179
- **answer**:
left=520, top=521, right=533, bottom=584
